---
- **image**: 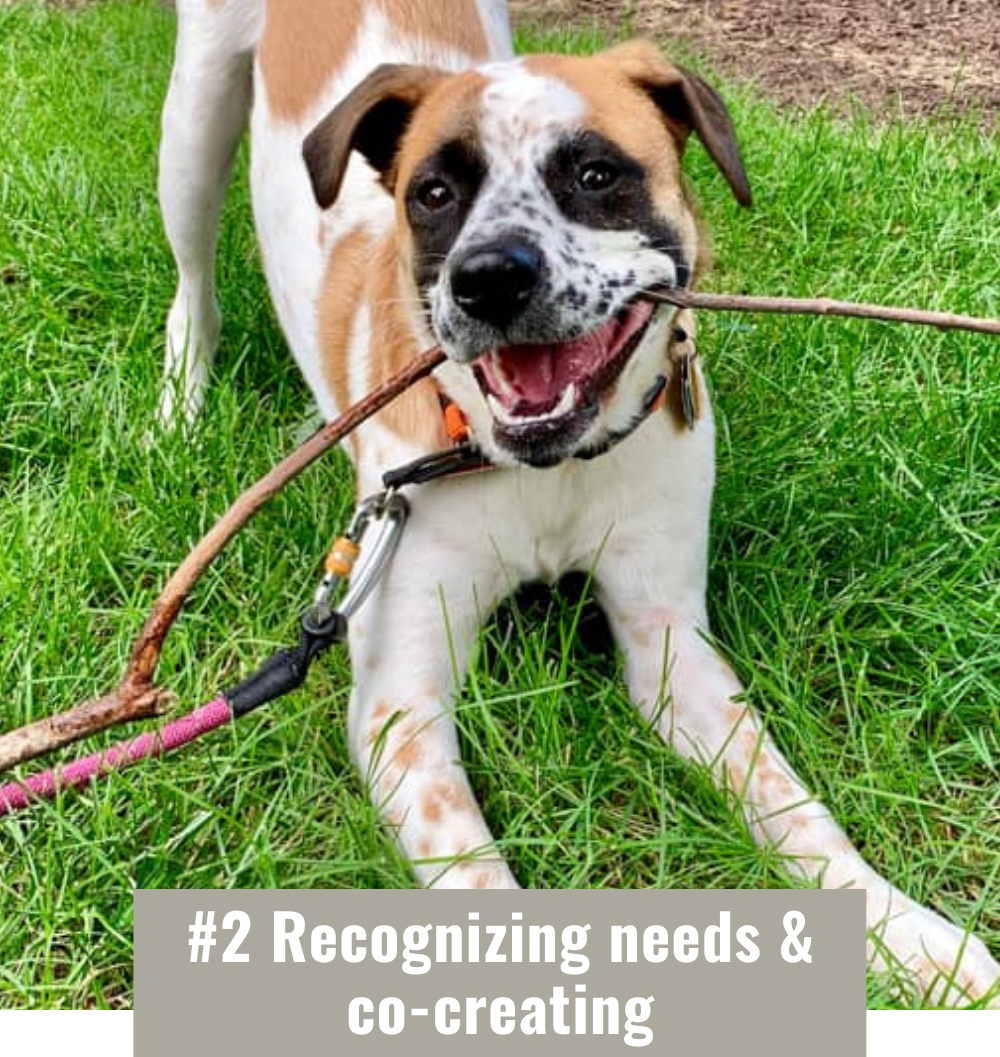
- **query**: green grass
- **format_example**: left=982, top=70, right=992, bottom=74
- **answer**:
left=1, top=0, right=999, bottom=1010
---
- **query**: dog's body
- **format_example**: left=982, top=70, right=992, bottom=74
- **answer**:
left=160, top=0, right=998, bottom=1003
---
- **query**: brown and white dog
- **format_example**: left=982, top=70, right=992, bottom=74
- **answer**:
left=158, top=0, right=998, bottom=1004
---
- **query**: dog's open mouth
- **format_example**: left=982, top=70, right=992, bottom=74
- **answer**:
left=473, top=298, right=655, bottom=424
left=472, top=301, right=656, bottom=434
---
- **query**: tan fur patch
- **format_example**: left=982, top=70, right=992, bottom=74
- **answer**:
left=366, top=237, right=448, bottom=451
left=371, top=702, right=393, bottom=723
left=365, top=702, right=397, bottom=748
left=755, top=756, right=799, bottom=806
left=318, top=225, right=371, bottom=454
left=420, top=793, right=443, bottom=823
left=318, top=221, right=446, bottom=451
left=259, top=0, right=490, bottom=123
left=725, top=722, right=761, bottom=795
left=391, top=723, right=424, bottom=771
left=631, top=625, right=652, bottom=650
left=259, top=0, right=362, bottom=121
left=407, top=0, right=492, bottom=66
left=422, top=778, right=474, bottom=818
left=455, top=861, right=497, bottom=888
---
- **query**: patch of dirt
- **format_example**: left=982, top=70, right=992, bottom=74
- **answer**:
left=16, top=0, right=1000, bottom=119
left=512, top=0, right=1000, bottom=119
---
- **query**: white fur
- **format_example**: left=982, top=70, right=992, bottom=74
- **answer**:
left=158, top=0, right=999, bottom=1006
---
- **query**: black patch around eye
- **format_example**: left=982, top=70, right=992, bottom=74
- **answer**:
left=542, top=130, right=690, bottom=288
left=405, top=135, right=486, bottom=294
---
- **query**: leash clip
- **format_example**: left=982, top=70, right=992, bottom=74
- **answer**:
left=227, top=489, right=408, bottom=717
left=305, top=488, right=410, bottom=633
left=337, top=489, right=409, bottom=619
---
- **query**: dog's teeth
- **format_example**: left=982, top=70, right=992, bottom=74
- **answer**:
left=486, top=384, right=577, bottom=426
left=487, top=393, right=515, bottom=424
left=553, top=384, right=576, bottom=417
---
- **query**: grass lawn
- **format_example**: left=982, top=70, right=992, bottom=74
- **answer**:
left=1, top=0, right=999, bottom=1011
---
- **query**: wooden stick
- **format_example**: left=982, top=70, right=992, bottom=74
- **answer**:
left=0, top=346, right=445, bottom=774
left=647, top=288, right=1000, bottom=336
left=1, top=286, right=997, bottom=774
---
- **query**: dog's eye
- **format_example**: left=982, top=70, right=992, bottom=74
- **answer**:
left=577, top=161, right=620, bottom=193
left=415, top=179, right=455, bottom=211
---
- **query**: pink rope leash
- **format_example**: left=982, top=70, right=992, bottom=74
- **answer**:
left=0, top=582, right=351, bottom=818
left=0, top=697, right=232, bottom=817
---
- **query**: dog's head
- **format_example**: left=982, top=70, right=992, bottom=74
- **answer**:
left=304, top=42, right=750, bottom=467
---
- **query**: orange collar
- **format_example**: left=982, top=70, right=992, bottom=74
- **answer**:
left=440, top=395, right=471, bottom=444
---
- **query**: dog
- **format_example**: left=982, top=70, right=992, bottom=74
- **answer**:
left=158, top=0, right=998, bottom=1005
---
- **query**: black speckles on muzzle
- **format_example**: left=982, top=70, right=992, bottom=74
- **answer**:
left=542, top=130, right=691, bottom=288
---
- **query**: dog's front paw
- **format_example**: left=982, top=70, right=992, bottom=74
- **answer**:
left=869, top=892, right=1000, bottom=1007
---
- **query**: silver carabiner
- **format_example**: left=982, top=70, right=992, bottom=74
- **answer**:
left=336, top=490, right=410, bottom=619
left=305, top=488, right=410, bottom=638
left=342, top=491, right=388, bottom=544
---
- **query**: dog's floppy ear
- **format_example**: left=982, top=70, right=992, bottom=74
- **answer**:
left=303, top=63, right=447, bottom=209
left=609, top=41, right=752, bottom=207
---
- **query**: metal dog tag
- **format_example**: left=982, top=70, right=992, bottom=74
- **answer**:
left=669, top=323, right=700, bottom=431
left=679, top=352, right=698, bottom=430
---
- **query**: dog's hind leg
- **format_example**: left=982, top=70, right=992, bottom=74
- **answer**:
left=157, top=0, right=262, bottom=426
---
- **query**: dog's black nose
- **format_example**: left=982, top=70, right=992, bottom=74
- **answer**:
left=450, top=240, right=543, bottom=327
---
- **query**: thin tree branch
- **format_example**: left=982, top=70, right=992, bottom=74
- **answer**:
left=1, top=285, right=997, bottom=774
left=646, top=288, right=1000, bottom=335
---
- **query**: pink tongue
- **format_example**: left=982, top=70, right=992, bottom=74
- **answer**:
left=494, top=343, right=570, bottom=407
left=475, top=304, right=655, bottom=414
left=480, top=311, right=635, bottom=414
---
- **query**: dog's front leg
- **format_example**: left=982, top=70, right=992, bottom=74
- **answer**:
left=346, top=509, right=518, bottom=890
left=598, top=575, right=1000, bottom=1005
